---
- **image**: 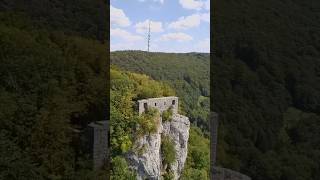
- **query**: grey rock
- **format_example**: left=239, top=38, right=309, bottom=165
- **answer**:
left=162, top=114, right=190, bottom=179
left=126, top=110, right=190, bottom=180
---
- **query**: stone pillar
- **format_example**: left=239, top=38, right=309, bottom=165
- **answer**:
left=87, top=121, right=109, bottom=170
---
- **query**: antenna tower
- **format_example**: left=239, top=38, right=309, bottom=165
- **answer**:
left=148, top=20, right=151, bottom=52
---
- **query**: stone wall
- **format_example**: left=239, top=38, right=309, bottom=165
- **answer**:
left=212, top=167, right=251, bottom=180
left=138, top=96, right=178, bottom=115
left=87, top=121, right=109, bottom=170
left=210, top=112, right=251, bottom=180
left=126, top=113, right=190, bottom=180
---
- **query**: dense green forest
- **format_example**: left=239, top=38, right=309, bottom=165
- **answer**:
left=212, top=0, right=320, bottom=179
left=111, top=51, right=210, bottom=132
left=111, top=52, right=211, bottom=179
left=0, top=1, right=210, bottom=178
left=111, top=51, right=211, bottom=173
left=0, top=1, right=109, bottom=179
left=110, top=67, right=210, bottom=179
left=0, top=0, right=107, bottom=42
left=2, top=0, right=320, bottom=179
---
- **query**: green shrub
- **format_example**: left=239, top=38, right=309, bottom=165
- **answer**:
left=136, top=107, right=160, bottom=135
left=181, top=126, right=210, bottom=179
left=162, top=106, right=173, bottom=122
left=180, top=168, right=208, bottom=180
left=110, top=156, right=136, bottom=180
left=163, top=170, right=175, bottom=180
left=161, top=135, right=176, bottom=165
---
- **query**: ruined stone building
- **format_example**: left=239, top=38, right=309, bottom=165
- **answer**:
left=137, top=96, right=178, bottom=115
left=87, top=121, right=109, bottom=170
left=127, top=96, right=190, bottom=180
left=72, top=120, right=109, bottom=170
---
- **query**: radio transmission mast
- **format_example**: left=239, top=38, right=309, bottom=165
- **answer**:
left=147, top=20, right=151, bottom=52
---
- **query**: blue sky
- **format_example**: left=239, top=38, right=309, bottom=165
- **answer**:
left=110, top=0, right=210, bottom=53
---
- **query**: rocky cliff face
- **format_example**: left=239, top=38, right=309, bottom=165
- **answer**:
left=126, top=114, right=190, bottom=180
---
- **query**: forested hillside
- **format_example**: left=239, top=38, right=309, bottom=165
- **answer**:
left=111, top=51, right=210, bottom=131
left=111, top=52, right=210, bottom=179
left=0, top=2, right=108, bottom=179
left=0, top=0, right=107, bottom=42
left=213, top=0, right=320, bottom=179
left=110, top=67, right=210, bottom=179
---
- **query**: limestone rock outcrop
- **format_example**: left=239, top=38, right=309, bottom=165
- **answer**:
left=162, top=114, right=190, bottom=179
left=126, top=112, right=190, bottom=180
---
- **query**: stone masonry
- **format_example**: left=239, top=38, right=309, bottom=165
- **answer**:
left=138, top=96, right=178, bottom=115
left=128, top=96, right=189, bottom=180
left=87, top=120, right=109, bottom=170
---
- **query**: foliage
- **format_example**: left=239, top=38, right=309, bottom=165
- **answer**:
left=137, top=107, right=160, bottom=135
left=212, top=0, right=320, bottom=179
left=181, top=127, right=209, bottom=180
left=111, top=51, right=210, bottom=177
left=110, top=68, right=174, bottom=156
left=110, top=156, right=136, bottom=180
left=162, top=106, right=173, bottom=122
left=181, top=168, right=208, bottom=180
left=161, top=135, right=176, bottom=166
left=0, top=0, right=107, bottom=41
left=163, top=170, right=175, bottom=180
left=0, top=8, right=108, bottom=178
left=111, top=51, right=210, bottom=131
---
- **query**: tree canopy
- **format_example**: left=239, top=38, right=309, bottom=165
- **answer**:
left=212, top=0, right=320, bottom=179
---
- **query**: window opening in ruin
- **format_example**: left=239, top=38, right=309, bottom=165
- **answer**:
left=155, top=103, right=157, bottom=106
left=172, top=100, right=176, bottom=105
left=144, top=103, right=148, bottom=110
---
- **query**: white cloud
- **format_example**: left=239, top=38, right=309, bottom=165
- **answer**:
left=205, top=0, right=210, bottom=10
left=160, top=33, right=193, bottom=42
left=194, top=38, right=210, bottom=52
left=138, top=0, right=164, bottom=4
left=168, top=14, right=201, bottom=30
left=110, top=5, right=131, bottom=27
left=179, top=0, right=204, bottom=10
left=168, top=13, right=209, bottom=30
left=111, top=28, right=143, bottom=42
left=135, top=20, right=164, bottom=34
left=201, top=12, right=210, bottom=22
